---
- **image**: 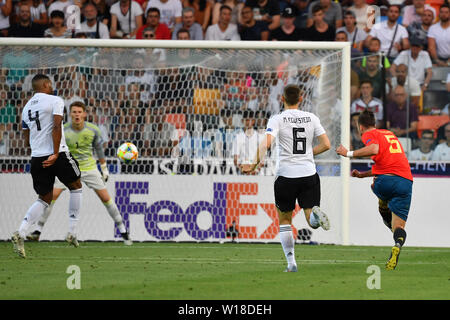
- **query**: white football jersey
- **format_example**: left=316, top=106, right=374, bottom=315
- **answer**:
left=266, top=109, right=326, bottom=178
left=22, top=93, right=69, bottom=157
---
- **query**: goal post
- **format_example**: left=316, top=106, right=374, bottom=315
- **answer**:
left=0, top=39, right=351, bottom=244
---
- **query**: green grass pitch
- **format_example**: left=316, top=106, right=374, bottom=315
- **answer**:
left=0, top=241, right=449, bottom=300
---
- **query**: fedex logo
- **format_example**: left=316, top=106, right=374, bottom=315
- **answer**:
left=115, top=182, right=302, bottom=241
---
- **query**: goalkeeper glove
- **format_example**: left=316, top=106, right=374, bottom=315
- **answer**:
left=100, top=162, right=109, bottom=183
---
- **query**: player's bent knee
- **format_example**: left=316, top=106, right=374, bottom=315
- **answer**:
left=68, top=179, right=82, bottom=191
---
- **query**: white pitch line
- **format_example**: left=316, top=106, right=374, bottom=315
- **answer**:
left=35, top=244, right=450, bottom=253
left=0, top=255, right=446, bottom=265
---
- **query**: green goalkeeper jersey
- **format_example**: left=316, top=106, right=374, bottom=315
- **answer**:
left=64, top=122, right=105, bottom=172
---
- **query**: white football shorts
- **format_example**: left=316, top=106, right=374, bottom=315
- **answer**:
left=54, top=169, right=106, bottom=191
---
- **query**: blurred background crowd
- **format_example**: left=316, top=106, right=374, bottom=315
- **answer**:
left=0, top=0, right=449, bottom=165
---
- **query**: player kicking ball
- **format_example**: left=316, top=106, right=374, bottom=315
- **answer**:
left=241, top=84, right=331, bottom=272
left=27, top=101, right=132, bottom=246
left=336, top=110, right=413, bottom=270
left=12, top=74, right=83, bottom=258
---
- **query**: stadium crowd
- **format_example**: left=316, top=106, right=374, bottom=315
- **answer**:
left=0, top=0, right=449, bottom=164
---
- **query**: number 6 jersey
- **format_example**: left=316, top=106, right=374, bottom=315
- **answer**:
left=21, top=92, right=69, bottom=157
left=362, top=129, right=413, bottom=181
left=266, top=109, right=326, bottom=178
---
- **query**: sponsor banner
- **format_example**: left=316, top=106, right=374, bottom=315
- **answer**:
left=0, top=175, right=341, bottom=244
left=351, top=161, right=450, bottom=177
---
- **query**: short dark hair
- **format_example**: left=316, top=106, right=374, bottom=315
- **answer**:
left=70, top=101, right=86, bottom=111
left=50, top=10, right=64, bottom=19
left=283, top=84, right=301, bottom=106
left=360, top=80, right=373, bottom=87
left=370, top=37, right=381, bottom=45
left=31, top=74, right=51, bottom=91
left=220, top=4, right=232, bottom=13
left=146, top=7, right=160, bottom=17
left=177, top=28, right=190, bottom=39
left=357, top=110, right=376, bottom=128
left=312, top=4, right=323, bottom=15
left=421, top=129, right=434, bottom=137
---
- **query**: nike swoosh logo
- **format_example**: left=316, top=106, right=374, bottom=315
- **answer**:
left=398, top=237, right=404, bottom=242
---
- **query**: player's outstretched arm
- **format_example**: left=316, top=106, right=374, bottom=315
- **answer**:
left=336, top=143, right=379, bottom=158
left=313, top=133, right=331, bottom=156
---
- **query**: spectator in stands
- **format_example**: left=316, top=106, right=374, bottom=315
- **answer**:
left=357, top=54, right=384, bottom=99
left=306, top=0, right=342, bottom=29
left=431, top=123, right=450, bottom=160
left=0, top=123, right=9, bottom=156
left=392, top=37, right=433, bottom=90
left=238, top=4, right=269, bottom=40
left=92, top=0, right=111, bottom=26
left=79, top=2, right=110, bottom=39
left=182, top=0, right=212, bottom=33
left=402, top=0, right=436, bottom=27
left=348, top=0, right=368, bottom=31
left=292, top=0, right=310, bottom=30
left=143, top=113, right=179, bottom=158
left=366, top=5, right=410, bottom=61
left=44, top=10, right=72, bottom=38
left=172, top=6, right=203, bottom=40
left=427, top=4, right=450, bottom=66
left=270, top=6, right=303, bottom=41
left=233, top=110, right=264, bottom=174
left=0, top=0, right=12, bottom=37
left=47, top=0, right=74, bottom=24
left=125, top=54, right=157, bottom=94
left=244, top=0, right=280, bottom=31
left=213, top=0, right=243, bottom=26
left=136, top=7, right=170, bottom=39
left=387, top=63, right=421, bottom=106
left=14, top=0, right=48, bottom=26
left=205, top=4, right=240, bottom=40
left=437, top=120, right=449, bottom=143
left=407, top=7, right=434, bottom=50
left=304, top=3, right=335, bottom=41
left=386, top=85, right=419, bottom=138
left=409, top=129, right=435, bottom=160
left=145, top=0, right=182, bottom=32
left=350, top=112, right=365, bottom=151
left=336, top=10, right=368, bottom=52
left=351, top=80, right=384, bottom=128
left=110, top=0, right=144, bottom=39
left=358, top=37, right=392, bottom=75
left=8, top=3, right=45, bottom=37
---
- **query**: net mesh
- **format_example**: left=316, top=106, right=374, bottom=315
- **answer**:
left=0, top=43, right=345, bottom=244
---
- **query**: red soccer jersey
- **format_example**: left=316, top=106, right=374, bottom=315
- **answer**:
left=362, top=129, right=413, bottom=181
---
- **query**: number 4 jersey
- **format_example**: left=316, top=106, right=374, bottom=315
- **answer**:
left=362, top=129, right=413, bottom=181
left=266, top=109, right=326, bottom=178
left=22, top=92, right=69, bottom=157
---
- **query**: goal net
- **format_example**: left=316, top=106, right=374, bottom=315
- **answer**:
left=0, top=39, right=350, bottom=244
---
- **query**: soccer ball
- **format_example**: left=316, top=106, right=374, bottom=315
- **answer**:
left=117, top=142, right=138, bottom=164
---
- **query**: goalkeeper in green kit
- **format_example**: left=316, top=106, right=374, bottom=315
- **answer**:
left=27, top=101, right=132, bottom=246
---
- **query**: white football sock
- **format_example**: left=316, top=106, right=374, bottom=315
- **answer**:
left=19, top=199, right=49, bottom=238
left=309, top=211, right=320, bottom=229
left=68, top=189, right=82, bottom=236
left=279, top=224, right=296, bottom=267
left=103, top=199, right=126, bottom=233
left=36, top=200, right=55, bottom=233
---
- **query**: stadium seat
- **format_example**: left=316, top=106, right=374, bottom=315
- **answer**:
left=193, top=88, right=221, bottom=115
left=417, top=115, right=450, bottom=138
left=430, top=66, right=450, bottom=81
left=422, top=90, right=449, bottom=110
